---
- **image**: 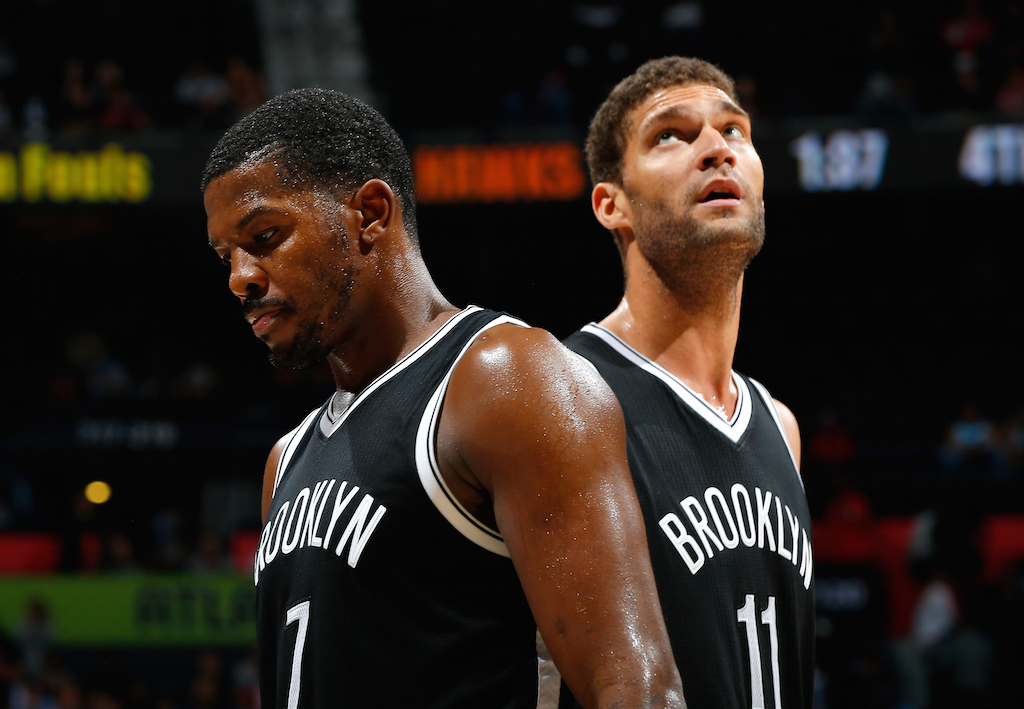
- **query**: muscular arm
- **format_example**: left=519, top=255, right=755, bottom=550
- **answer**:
left=773, top=399, right=802, bottom=470
left=438, top=324, right=685, bottom=709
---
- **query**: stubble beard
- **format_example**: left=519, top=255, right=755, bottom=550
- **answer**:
left=267, top=263, right=358, bottom=371
left=632, top=191, right=765, bottom=313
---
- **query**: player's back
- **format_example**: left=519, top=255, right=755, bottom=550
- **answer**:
left=563, top=324, right=815, bottom=709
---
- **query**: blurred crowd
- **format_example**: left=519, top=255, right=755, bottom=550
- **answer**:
left=0, top=50, right=265, bottom=141
left=2, top=2, right=1024, bottom=142
left=0, top=617, right=260, bottom=709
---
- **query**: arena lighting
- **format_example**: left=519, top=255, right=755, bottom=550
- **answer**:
left=85, top=480, right=112, bottom=504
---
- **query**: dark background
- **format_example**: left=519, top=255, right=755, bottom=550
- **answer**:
left=1, top=1, right=1023, bottom=707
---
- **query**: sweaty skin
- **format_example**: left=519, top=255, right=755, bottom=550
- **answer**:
left=591, top=83, right=800, bottom=457
left=207, top=159, right=685, bottom=709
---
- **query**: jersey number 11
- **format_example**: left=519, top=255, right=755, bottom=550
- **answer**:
left=737, top=594, right=782, bottom=709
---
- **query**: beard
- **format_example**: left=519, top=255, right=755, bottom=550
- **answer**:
left=266, top=263, right=357, bottom=371
left=631, top=187, right=765, bottom=311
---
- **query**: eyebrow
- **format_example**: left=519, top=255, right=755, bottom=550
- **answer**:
left=638, top=99, right=750, bottom=136
left=208, top=205, right=287, bottom=248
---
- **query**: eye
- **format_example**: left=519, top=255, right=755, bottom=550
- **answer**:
left=723, top=124, right=745, bottom=138
left=657, top=130, right=681, bottom=145
left=253, top=229, right=276, bottom=245
left=216, top=253, right=231, bottom=269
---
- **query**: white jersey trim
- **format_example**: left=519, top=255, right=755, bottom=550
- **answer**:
left=273, top=407, right=322, bottom=497
left=273, top=306, right=487, bottom=495
left=415, top=314, right=529, bottom=557
left=316, top=306, right=486, bottom=438
left=747, top=377, right=804, bottom=489
left=580, top=323, right=752, bottom=444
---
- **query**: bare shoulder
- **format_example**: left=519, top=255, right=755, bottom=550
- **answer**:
left=772, top=398, right=802, bottom=468
left=261, top=435, right=290, bottom=523
left=440, top=322, right=623, bottom=486
left=450, top=322, right=620, bottom=419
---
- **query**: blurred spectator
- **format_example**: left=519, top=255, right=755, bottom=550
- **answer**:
left=1004, top=406, right=1024, bottom=469
left=54, top=57, right=96, bottom=135
left=994, top=62, right=1024, bottom=115
left=14, top=599, right=55, bottom=681
left=184, top=651, right=228, bottom=709
left=809, top=407, right=856, bottom=471
left=939, top=403, right=998, bottom=477
left=224, top=56, right=265, bottom=123
left=661, top=1, right=705, bottom=53
left=734, top=74, right=761, bottom=118
left=175, top=59, right=229, bottom=130
left=66, top=331, right=135, bottom=406
left=93, top=59, right=150, bottom=132
left=1, top=627, right=21, bottom=704
left=0, top=466, right=36, bottom=530
left=942, top=0, right=996, bottom=59
left=152, top=508, right=187, bottom=571
left=942, top=0, right=1000, bottom=111
left=22, top=95, right=48, bottom=141
left=0, top=37, right=16, bottom=81
left=0, top=87, right=13, bottom=137
left=536, top=68, right=572, bottom=124
left=99, top=88, right=150, bottom=131
left=858, top=69, right=917, bottom=120
left=893, top=502, right=995, bottom=709
left=230, top=651, right=259, bottom=709
left=101, top=531, right=143, bottom=574
left=187, top=532, right=233, bottom=574
left=53, top=678, right=83, bottom=709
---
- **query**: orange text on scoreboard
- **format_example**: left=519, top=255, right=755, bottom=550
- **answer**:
left=413, top=142, right=586, bottom=205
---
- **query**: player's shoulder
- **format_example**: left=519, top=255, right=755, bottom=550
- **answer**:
left=449, top=321, right=618, bottom=415
left=460, top=321, right=575, bottom=376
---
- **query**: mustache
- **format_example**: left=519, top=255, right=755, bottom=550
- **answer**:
left=242, top=295, right=295, bottom=320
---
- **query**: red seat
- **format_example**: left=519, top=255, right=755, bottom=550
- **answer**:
left=0, top=533, right=62, bottom=573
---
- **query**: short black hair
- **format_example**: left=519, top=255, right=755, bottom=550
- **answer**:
left=585, top=57, right=738, bottom=188
left=202, top=87, right=418, bottom=241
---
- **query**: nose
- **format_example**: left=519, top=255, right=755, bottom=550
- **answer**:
left=695, top=125, right=736, bottom=170
left=227, top=250, right=268, bottom=301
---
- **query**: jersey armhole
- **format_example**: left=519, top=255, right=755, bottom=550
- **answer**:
left=414, top=315, right=528, bottom=557
left=747, top=377, right=804, bottom=489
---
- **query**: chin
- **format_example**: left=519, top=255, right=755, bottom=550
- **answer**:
left=267, top=325, right=331, bottom=371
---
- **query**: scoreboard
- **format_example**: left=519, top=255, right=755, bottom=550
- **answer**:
left=0, top=117, right=1021, bottom=207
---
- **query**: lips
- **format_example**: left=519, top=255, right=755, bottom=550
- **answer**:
left=698, top=178, right=742, bottom=204
left=248, top=308, right=283, bottom=337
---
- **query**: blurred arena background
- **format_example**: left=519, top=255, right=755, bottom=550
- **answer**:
left=1, top=1, right=1023, bottom=707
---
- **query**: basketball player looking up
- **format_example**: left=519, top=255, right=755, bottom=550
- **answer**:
left=562, top=57, right=816, bottom=709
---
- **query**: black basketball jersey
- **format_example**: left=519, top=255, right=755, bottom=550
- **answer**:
left=563, top=324, right=815, bottom=709
left=254, top=306, right=552, bottom=709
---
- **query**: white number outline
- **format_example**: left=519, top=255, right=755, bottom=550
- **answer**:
left=737, top=594, right=782, bottom=709
left=285, top=600, right=311, bottom=709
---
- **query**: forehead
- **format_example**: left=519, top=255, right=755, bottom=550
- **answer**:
left=204, top=160, right=284, bottom=215
left=628, top=83, right=742, bottom=136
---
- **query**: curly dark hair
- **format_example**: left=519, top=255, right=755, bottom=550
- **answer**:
left=201, top=87, right=418, bottom=241
left=585, top=57, right=738, bottom=188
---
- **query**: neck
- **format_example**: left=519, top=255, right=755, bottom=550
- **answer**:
left=327, top=246, right=456, bottom=394
left=601, top=255, right=744, bottom=413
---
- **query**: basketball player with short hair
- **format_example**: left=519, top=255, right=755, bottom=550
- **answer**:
left=561, top=57, right=816, bottom=709
left=202, top=88, right=684, bottom=709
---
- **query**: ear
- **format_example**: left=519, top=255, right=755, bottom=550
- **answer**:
left=351, top=179, right=396, bottom=245
left=592, top=182, right=633, bottom=236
